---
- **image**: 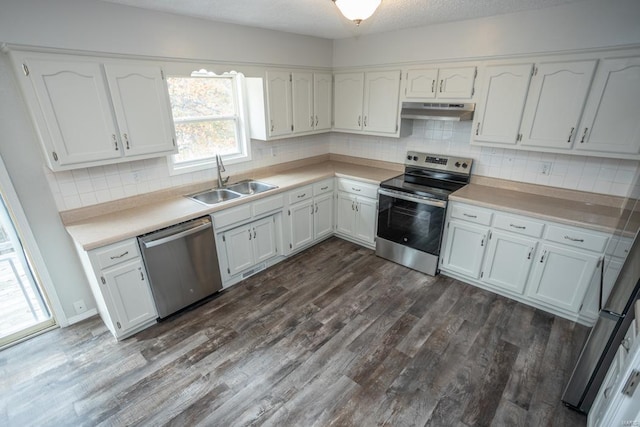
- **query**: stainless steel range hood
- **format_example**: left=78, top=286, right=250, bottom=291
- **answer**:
left=400, top=102, right=475, bottom=121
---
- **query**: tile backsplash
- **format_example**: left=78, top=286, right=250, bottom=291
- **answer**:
left=46, top=121, right=640, bottom=211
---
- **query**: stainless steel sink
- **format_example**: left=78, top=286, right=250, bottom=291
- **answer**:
left=189, top=188, right=242, bottom=205
left=187, top=180, right=277, bottom=205
left=227, top=180, right=278, bottom=195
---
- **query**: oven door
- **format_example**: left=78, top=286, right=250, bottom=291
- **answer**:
left=377, top=188, right=447, bottom=256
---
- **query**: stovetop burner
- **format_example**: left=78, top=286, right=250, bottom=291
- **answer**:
left=380, top=151, right=474, bottom=199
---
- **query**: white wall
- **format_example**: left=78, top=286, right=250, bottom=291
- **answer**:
left=333, top=0, right=640, bottom=67
left=0, top=0, right=333, bottom=320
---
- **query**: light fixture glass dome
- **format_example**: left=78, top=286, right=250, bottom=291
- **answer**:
left=333, top=0, right=382, bottom=25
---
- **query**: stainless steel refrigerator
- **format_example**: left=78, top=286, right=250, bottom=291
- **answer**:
left=562, top=172, right=640, bottom=413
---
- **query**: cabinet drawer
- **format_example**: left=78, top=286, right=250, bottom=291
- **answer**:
left=212, top=204, right=252, bottom=229
left=450, top=203, right=493, bottom=226
left=253, top=194, right=284, bottom=217
left=494, top=213, right=544, bottom=238
left=337, top=179, right=378, bottom=199
left=94, top=239, right=140, bottom=270
left=288, top=185, right=313, bottom=204
left=545, top=225, right=608, bottom=253
left=313, top=179, right=334, bottom=196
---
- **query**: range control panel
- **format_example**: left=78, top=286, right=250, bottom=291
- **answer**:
left=405, top=151, right=473, bottom=175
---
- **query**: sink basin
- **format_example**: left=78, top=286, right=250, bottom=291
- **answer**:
left=189, top=188, right=242, bottom=205
left=226, top=180, right=278, bottom=195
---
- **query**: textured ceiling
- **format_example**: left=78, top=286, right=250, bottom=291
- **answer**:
left=98, top=0, right=589, bottom=39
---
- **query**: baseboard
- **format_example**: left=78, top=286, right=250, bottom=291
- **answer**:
left=66, top=308, right=98, bottom=325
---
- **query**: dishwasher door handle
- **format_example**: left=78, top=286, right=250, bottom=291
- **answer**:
left=141, top=223, right=211, bottom=249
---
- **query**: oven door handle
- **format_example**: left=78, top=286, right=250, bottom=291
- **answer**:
left=378, top=189, right=447, bottom=208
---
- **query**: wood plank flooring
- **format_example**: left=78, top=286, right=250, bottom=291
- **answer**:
left=0, top=237, right=589, bottom=426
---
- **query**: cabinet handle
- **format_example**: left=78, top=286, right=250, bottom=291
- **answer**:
left=351, top=201, right=355, bottom=211
left=116, top=321, right=121, bottom=329
left=311, top=115, right=314, bottom=127
left=527, top=248, right=533, bottom=260
left=567, top=127, right=575, bottom=143
left=463, top=213, right=477, bottom=218
left=109, top=251, right=129, bottom=260
left=364, top=116, right=367, bottom=127
left=140, top=270, right=144, bottom=281
left=475, top=122, right=480, bottom=136
left=315, top=203, right=318, bottom=213
left=112, top=134, right=119, bottom=151
left=352, top=187, right=361, bottom=192
left=580, top=127, right=589, bottom=143
left=439, top=80, right=443, bottom=93
left=270, top=120, right=274, bottom=132
left=310, top=205, right=314, bottom=215
left=253, top=228, right=257, bottom=239
left=540, top=250, right=547, bottom=263
left=248, top=229, right=252, bottom=240
left=564, top=235, right=584, bottom=243
left=480, top=236, right=485, bottom=247
left=604, top=387, right=612, bottom=399
left=355, top=203, right=359, bottom=212
left=358, top=116, right=361, bottom=127
left=510, top=224, right=526, bottom=230
left=123, top=133, right=130, bottom=149
left=622, top=337, right=631, bottom=351
left=298, top=193, right=306, bottom=198
left=431, top=80, right=435, bottom=93
left=315, top=115, right=319, bottom=126
left=321, top=186, right=328, bottom=191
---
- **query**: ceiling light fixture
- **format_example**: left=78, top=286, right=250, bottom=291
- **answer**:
left=332, top=0, right=382, bottom=26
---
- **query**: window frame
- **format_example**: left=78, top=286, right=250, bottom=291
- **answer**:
left=165, top=69, right=252, bottom=176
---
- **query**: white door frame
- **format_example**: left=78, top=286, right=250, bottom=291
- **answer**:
left=0, top=154, right=67, bottom=328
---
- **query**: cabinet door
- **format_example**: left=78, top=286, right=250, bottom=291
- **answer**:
left=313, top=73, right=332, bottom=131
left=314, top=192, right=334, bottom=240
left=576, top=57, right=640, bottom=154
left=441, top=221, right=488, bottom=279
left=404, top=68, right=438, bottom=99
left=102, top=259, right=157, bottom=334
left=474, top=63, right=533, bottom=145
left=223, top=226, right=255, bottom=276
left=354, top=197, right=377, bottom=245
left=104, top=63, right=176, bottom=157
left=481, top=230, right=537, bottom=294
left=333, top=72, right=364, bottom=131
left=438, top=66, right=476, bottom=99
left=520, top=60, right=597, bottom=149
left=292, top=72, right=314, bottom=134
left=25, top=57, right=121, bottom=167
left=266, top=71, right=293, bottom=137
left=526, top=243, right=600, bottom=313
left=252, top=216, right=278, bottom=264
left=363, top=70, right=401, bottom=134
left=289, top=199, right=314, bottom=251
left=336, top=192, right=357, bottom=237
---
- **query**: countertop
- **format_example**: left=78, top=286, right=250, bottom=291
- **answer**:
left=65, top=161, right=401, bottom=251
left=450, top=183, right=624, bottom=233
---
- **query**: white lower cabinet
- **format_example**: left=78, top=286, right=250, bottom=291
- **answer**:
left=77, top=238, right=158, bottom=340
left=286, top=179, right=335, bottom=253
left=335, top=178, right=378, bottom=248
left=441, top=201, right=607, bottom=323
left=221, top=216, right=279, bottom=276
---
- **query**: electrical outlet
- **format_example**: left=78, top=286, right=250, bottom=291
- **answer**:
left=73, top=299, right=87, bottom=314
left=540, top=162, right=552, bottom=175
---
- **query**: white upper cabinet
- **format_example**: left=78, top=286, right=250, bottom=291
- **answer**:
left=333, top=72, right=365, bottom=131
left=334, top=70, right=401, bottom=135
left=313, top=73, right=332, bottom=131
left=404, top=66, right=476, bottom=100
left=575, top=56, right=640, bottom=155
left=473, top=63, right=533, bottom=145
left=103, top=64, right=176, bottom=157
left=291, top=72, right=314, bottom=134
left=22, top=57, right=122, bottom=167
left=266, top=71, right=293, bottom=137
left=519, top=60, right=597, bottom=149
left=13, top=52, right=177, bottom=171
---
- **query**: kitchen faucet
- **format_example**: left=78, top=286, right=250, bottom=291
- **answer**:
left=215, top=154, right=229, bottom=188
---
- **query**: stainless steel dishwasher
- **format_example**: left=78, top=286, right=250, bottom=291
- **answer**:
left=138, top=216, right=222, bottom=319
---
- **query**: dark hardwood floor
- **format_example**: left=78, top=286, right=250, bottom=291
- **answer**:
left=0, top=237, right=589, bottom=426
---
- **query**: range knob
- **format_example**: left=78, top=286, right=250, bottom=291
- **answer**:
left=412, top=156, right=418, bottom=161
left=462, top=162, right=468, bottom=169
left=455, top=161, right=461, bottom=167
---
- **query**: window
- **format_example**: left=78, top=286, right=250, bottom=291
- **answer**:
left=166, top=70, right=250, bottom=174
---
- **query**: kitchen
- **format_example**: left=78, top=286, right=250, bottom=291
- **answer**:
left=1, top=0, right=640, bottom=425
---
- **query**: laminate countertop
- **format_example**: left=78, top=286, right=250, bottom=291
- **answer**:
left=65, top=161, right=401, bottom=251
left=450, top=183, right=627, bottom=234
